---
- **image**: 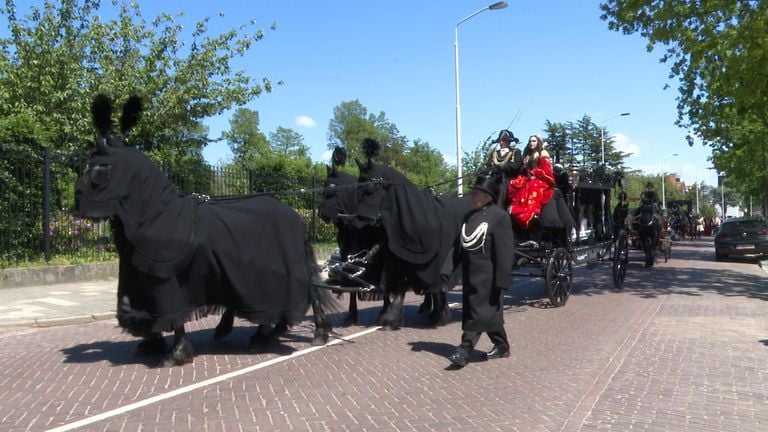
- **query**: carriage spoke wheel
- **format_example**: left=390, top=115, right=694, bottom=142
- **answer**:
left=545, top=247, right=572, bottom=307
left=612, top=230, right=629, bottom=289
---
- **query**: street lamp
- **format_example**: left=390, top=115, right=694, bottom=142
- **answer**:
left=661, top=153, right=678, bottom=209
left=599, top=112, right=630, bottom=165
left=718, top=172, right=726, bottom=217
left=454, top=1, right=508, bottom=196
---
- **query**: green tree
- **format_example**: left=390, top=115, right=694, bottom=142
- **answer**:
left=269, top=126, right=308, bottom=159
left=326, top=99, right=408, bottom=168
left=600, top=0, right=768, bottom=215
left=401, top=139, right=453, bottom=191
left=0, top=0, right=278, bottom=163
left=223, top=107, right=270, bottom=163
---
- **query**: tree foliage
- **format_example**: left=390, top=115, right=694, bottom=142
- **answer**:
left=326, top=99, right=454, bottom=190
left=269, top=126, right=308, bottom=159
left=600, top=0, right=768, bottom=215
left=0, top=0, right=278, bottom=165
left=224, top=107, right=270, bottom=164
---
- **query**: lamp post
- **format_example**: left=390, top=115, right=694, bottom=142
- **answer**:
left=661, top=153, right=678, bottom=209
left=454, top=1, right=508, bottom=196
left=599, top=112, right=630, bottom=165
left=719, top=172, right=726, bottom=217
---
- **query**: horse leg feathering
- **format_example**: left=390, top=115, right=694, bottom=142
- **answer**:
left=164, top=326, right=194, bottom=367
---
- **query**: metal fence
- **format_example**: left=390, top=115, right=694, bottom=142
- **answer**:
left=0, top=149, right=336, bottom=268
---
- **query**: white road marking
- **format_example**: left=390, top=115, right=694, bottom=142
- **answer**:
left=45, top=325, right=383, bottom=432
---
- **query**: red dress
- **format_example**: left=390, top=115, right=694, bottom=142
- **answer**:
left=506, top=152, right=556, bottom=229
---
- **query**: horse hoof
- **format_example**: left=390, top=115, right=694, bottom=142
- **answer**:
left=381, top=323, right=401, bottom=331
left=163, top=354, right=193, bottom=367
left=342, top=316, right=357, bottom=327
left=248, top=331, right=272, bottom=351
left=136, top=335, right=166, bottom=356
left=163, top=343, right=194, bottom=367
left=311, top=333, right=329, bottom=346
left=271, top=322, right=289, bottom=338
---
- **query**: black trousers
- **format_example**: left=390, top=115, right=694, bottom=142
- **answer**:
left=460, top=327, right=509, bottom=352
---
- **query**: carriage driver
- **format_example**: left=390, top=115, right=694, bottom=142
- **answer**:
left=449, top=171, right=515, bottom=368
left=639, top=181, right=659, bottom=208
left=633, top=181, right=662, bottom=223
left=484, top=129, right=523, bottom=208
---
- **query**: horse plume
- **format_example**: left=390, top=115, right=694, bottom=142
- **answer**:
left=361, top=138, right=380, bottom=161
left=120, top=94, right=143, bottom=135
left=332, top=146, right=347, bottom=167
left=91, top=94, right=113, bottom=138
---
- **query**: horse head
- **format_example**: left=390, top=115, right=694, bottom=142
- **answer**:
left=638, top=202, right=657, bottom=227
left=318, top=164, right=358, bottom=226
left=75, top=94, right=149, bottom=220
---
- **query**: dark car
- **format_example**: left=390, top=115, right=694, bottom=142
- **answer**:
left=714, top=216, right=768, bottom=261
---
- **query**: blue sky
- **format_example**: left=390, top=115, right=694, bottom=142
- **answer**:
left=12, top=1, right=719, bottom=187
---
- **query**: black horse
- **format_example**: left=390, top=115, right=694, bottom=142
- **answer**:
left=352, top=152, right=470, bottom=330
left=318, top=159, right=386, bottom=326
left=75, top=94, right=335, bottom=366
left=318, top=149, right=450, bottom=326
left=634, top=203, right=661, bottom=267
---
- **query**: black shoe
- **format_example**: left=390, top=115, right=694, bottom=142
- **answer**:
left=486, top=345, right=510, bottom=360
left=449, top=349, right=469, bottom=368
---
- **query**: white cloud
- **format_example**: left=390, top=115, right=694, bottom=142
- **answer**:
left=442, top=153, right=456, bottom=165
left=612, top=133, right=640, bottom=157
left=295, top=115, right=316, bottom=128
left=320, top=149, right=332, bottom=161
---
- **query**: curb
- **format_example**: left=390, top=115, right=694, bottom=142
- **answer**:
left=0, top=312, right=116, bottom=329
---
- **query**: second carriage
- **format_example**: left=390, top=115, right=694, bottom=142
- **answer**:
left=510, top=164, right=629, bottom=307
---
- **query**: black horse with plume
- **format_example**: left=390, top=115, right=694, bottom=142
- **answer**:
left=347, top=138, right=471, bottom=330
left=75, top=94, right=336, bottom=366
left=318, top=146, right=386, bottom=326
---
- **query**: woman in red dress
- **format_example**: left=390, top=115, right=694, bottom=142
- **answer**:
left=507, top=134, right=555, bottom=229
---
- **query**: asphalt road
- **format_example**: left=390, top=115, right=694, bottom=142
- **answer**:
left=0, top=239, right=766, bottom=431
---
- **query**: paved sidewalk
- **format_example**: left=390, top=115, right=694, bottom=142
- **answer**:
left=0, top=278, right=117, bottom=328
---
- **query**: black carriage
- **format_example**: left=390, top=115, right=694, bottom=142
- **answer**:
left=510, top=165, right=629, bottom=307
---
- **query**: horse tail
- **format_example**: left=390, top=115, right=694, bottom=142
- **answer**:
left=304, top=237, right=341, bottom=314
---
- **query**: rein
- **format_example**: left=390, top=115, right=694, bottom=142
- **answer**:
left=189, top=180, right=387, bottom=202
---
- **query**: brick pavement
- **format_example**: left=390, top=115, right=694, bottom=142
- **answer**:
left=0, top=239, right=766, bottom=431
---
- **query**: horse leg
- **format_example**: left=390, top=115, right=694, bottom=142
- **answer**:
left=248, top=324, right=274, bottom=351
left=342, top=293, right=358, bottom=327
left=213, top=308, right=235, bottom=340
left=310, top=285, right=331, bottom=346
left=418, top=292, right=433, bottom=314
left=136, top=332, right=166, bottom=356
left=380, top=292, right=405, bottom=331
left=377, top=294, right=392, bottom=322
left=429, top=289, right=451, bottom=327
left=164, top=326, right=194, bottom=367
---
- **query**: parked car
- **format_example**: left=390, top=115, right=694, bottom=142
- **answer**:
left=714, top=216, right=768, bottom=261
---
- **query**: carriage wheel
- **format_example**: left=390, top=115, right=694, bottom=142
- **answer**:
left=612, top=230, right=629, bottom=289
left=545, top=247, right=572, bottom=307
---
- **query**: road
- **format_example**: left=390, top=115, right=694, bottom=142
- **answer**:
left=0, top=239, right=766, bottom=431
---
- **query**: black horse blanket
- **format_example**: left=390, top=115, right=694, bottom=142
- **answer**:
left=357, top=162, right=472, bottom=293
left=76, top=145, right=314, bottom=335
